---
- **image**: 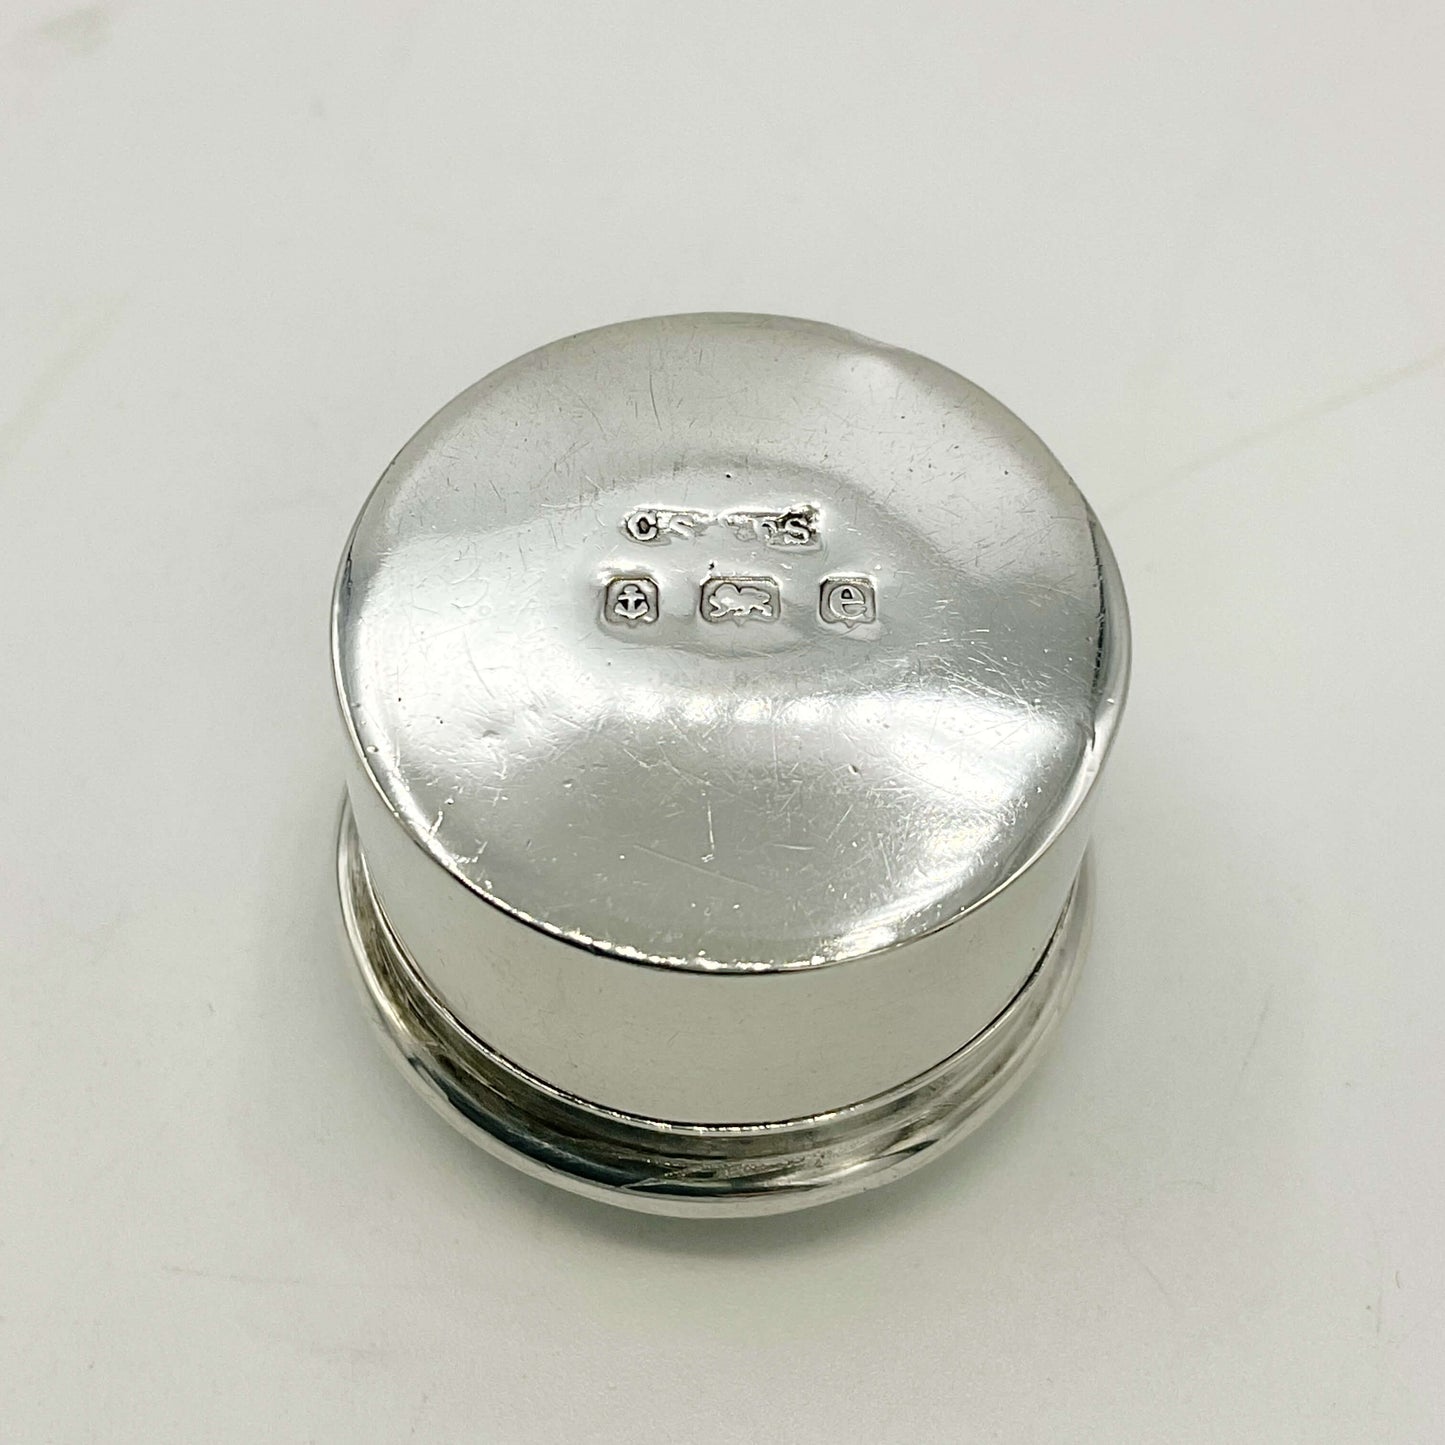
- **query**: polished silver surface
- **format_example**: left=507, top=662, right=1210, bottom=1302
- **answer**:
left=338, top=801, right=1093, bottom=1216
left=332, top=313, right=1129, bottom=1211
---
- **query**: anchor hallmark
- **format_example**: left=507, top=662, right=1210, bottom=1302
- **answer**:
left=604, top=574, right=660, bottom=625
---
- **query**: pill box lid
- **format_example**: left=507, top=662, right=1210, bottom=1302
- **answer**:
left=333, top=314, right=1127, bottom=972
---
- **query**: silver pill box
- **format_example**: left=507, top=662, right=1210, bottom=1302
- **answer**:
left=332, top=313, right=1129, bottom=1215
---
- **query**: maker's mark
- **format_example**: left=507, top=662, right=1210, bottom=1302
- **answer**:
left=621, top=503, right=819, bottom=548
left=621, top=507, right=710, bottom=543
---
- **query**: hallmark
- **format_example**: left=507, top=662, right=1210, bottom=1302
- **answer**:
left=820, top=576, right=877, bottom=627
left=603, top=574, right=660, bottom=625
left=701, top=576, right=780, bottom=623
left=622, top=504, right=819, bottom=548
left=718, top=506, right=819, bottom=548
left=621, top=507, right=711, bottom=543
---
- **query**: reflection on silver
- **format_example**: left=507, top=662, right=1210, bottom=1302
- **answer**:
left=339, top=802, right=1093, bottom=1216
left=332, top=313, right=1130, bottom=1213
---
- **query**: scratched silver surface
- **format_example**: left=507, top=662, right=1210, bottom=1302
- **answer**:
left=335, top=314, right=1124, bottom=973
left=337, top=803, right=1096, bottom=1214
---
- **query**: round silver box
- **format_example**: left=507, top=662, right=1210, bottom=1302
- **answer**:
left=332, top=314, right=1129, bottom=1216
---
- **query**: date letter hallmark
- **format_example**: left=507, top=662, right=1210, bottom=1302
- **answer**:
left=820, top=576, right=877, bottom=628
left=604, top=574, right=660, bottom=625
left=701, top=576, right=780, bottom=624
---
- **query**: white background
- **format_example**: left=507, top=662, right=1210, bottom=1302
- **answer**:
left=3, top=2, right=1442, bottom=1440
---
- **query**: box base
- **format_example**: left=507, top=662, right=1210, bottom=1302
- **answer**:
left=336, top=799, right=1092, bottom=1217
